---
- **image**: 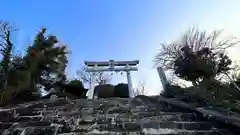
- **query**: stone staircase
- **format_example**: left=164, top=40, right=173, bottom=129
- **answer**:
left=0, top=95, right=238, bottom=135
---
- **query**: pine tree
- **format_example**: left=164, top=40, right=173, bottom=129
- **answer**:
left=24, top=28, right=68, bottom=91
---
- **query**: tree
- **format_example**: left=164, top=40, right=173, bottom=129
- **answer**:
left=0, top=25, right=69, bottom=105
left=153, top=28, right=240, bottom=112
left=133, top=79, right=147, bottom=96
left=23, top=28, right=68, bottom=92
left=0, top=21, right=18, bottom=88
left=76, top=66, right=111, bottom=87
left=154, top=28, right=239, bottom=86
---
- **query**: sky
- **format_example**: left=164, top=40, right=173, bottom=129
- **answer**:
left=1, top=0, right=240, bottom=95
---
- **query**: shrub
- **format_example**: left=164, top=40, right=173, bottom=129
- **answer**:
left=114, top=83, right=129, bottom=98
left=11, top=90, right=41, bottom=104
left=161, top=84, right=183, bottom=98
left=62, top=79, right=88, bottom=98
left=94, top=84, right=114, bottom=98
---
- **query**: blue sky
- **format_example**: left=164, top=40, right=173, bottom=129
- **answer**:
left=1, top=1, right=240, bottom=95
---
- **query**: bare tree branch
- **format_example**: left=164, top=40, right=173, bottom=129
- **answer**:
left=133, top=79, right=147, bottom=96
left=154, top=28, right=239, bottom=70
left=0, top=21, right=18, bottom=87
left=76, top=65, right=112, bottom=87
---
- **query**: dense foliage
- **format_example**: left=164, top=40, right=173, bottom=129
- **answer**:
left=0, top=21, right=70, bottom=105
left=154, top=28, right=238, bottom=85
left=174, top=45, right=232, bottom=85
left=155, top=28, right=240, bottom=112
left=93, top=83, right=130, bottom=98
left=62, top=79, right=88, bottom=98
left=26, top=28, right=68, bottom=91
left=94, top=84, right=115, bottom=98
left=114, top=83, right=129, bottom=98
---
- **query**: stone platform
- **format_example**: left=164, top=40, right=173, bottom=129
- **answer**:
left=0, top=95, right=238, bottom=135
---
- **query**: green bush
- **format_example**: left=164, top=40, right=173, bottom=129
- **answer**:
left=114, top=83, right=129, bottom=98
left=93, top=83, right=130, bottom=98
left=62, top=79, right=88, bottom=98
left=160, top=84, right=183, bottom=98
left=94, top=84, right=115, bottom=98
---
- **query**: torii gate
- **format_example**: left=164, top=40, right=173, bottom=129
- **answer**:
left=84, top=60, right=139, bottom=99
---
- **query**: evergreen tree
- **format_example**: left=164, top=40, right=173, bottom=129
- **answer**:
left=23, top=28, right=68, bottom=91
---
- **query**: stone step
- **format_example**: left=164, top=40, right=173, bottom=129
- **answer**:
left=0, top=123, right=12, bottom=130
left=57, top=129, right=233, bottom=135
left=3, top=121, right=52, bottom=129
left=39, top=112, right=208, bottom=128
left=12, top=116, right=43, bottom=122
left=38, top=109, right=201, bottom=121
left=131, top=112, right=205, bottom=121
left=0, top=97, right=236, bottom=135
left=112, top=113, right=206, bottom=124
left=2, top=126, right=56, bottom=135
left=89, top=121, right=220, bottom=132
left=44, top=99, right=70, bottom=107
left=139, top=113, right=203, bottom=122
left=130, top=105, right=198, bottom=113
left=141, top=121, right=218, bottom=130
left=3, top=126, right=232, bottom=135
